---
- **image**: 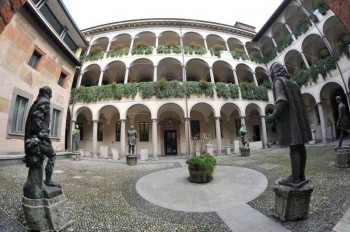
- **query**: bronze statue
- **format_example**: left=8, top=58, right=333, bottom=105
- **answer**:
left=240, top=124, right=248, bottom=147
left=72, top=125, right=80, bottom=152
left=127, top=125, right=137, bottom=156
left=23, top=86, right=61, bottom=199
left=335, top=95, right=350, bottom=149
left=266, top=62, right=312, bottom=188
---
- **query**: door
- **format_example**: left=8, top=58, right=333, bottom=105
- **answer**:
left=164, top=130, right=177, bottom=155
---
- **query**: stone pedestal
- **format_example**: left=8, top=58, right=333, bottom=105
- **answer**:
left=225, top=145, right=231, bottom=155
left=22, top=194, right=73, bottom=231
left=140, top=149, right=148, bottom=161
left=206, top=144, right=214, bottom=156
left=334, top=149, right=350, bottom=168
left=240, top=148, right=250, bottom=157
left=100, top=146, right=109, bottom=159
left=273, top=181, right=313, bottom=221
left=126, top=155, right=137, bottom=166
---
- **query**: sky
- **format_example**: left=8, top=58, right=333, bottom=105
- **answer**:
left=62, top=0, right=283, bottom=32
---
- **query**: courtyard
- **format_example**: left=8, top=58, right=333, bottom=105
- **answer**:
left=0, top=144, right=350, bottom=232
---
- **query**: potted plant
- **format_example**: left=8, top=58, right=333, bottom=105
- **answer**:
left=186, top=155, right=216, bottom=183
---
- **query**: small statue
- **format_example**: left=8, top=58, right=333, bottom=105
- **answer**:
left=128, top=125, right=137, bottom=156
left=240, top=124, right=248, bottom=147
left=335, top=95, right=350, bottom=149
left=72, top=125, right=80, bottom=152
left=23, top=86, right=61, bottom=199
left=266, top=62, right=312, bottom=188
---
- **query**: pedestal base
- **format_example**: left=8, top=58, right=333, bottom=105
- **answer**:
left=240, top=148, right=250, bottom=157
left=273, top=181, right=313, bottom=221
left=22, top=194, right=73, bottom=231
left=334, top=149, right=350, bottom=168
left=126, top=155, right=137, bottom=166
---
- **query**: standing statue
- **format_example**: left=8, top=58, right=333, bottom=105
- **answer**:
left=128, top=125, right=137, bottom=156
left=72, top=125, right=80, bottom=152
left=335, top=96, right=350, bottom=149
left=240, top=124, right=248, bottom=147
left=266, top=62, right=312, bottom=187
left=23, top=86, right=61, bottom=199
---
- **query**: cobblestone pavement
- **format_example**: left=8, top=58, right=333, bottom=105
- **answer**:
left=0, top=145, right=349, bottom=231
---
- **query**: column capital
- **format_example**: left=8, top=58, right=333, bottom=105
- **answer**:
left=71, top=120, right=76, bottom=123
left=260, top=115, right=266, bottom=118
left=120, top=119, right=126, bottom=122
left=240, top=116, right=246, bottom=119
left=93, top=120, right=99, bottom=123
left=154, top=65, right=157, bottom=68
left=152, top=118, right=158, bottom=122
left=316, top=102, right=322, bottom=105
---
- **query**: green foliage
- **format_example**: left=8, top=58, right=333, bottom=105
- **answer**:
left=239, top=82, right=268, bottom=101
left=184, top=46, right=207, bottom=55
left=228, top=83, right=239, bottom=99
left=293, top=19, right=312, bottom=39
left=185, top=81, right=214, bottom=97
left=276, top=34, right=293, bottom=53
left=187, top=42, right=202, bottom=48
left=131, top=46, right=153, bottom=55
left=210, top=44, right=226, bottom=57
left=263, top=48, right=278, bottom=63
left=261, top=80, right=271, bottom=89
left=157, top=45, right=182, bottom=54
left=138, top=82, right=155, bottom=99
left=186, top=155, right=217, bottom=180
left=215, top=82, right=230, bottom=99
left=110, top=42, right=126, bottom=50
left=123, top=83, right=138, bottom=98
left=249, top=51, right=265, bottom=63
left=319, top=48, right=330, bottom=59
left=106, top=48, right=129, bottom=58
left=310, top=13, right=319, bottom=23
left=231, top=47, right=249, bottom=60
left=89, top=46, right=104, bottom=55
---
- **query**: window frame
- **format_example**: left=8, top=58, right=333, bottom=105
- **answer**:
left=190, top=120, right=200, bottom=139
left=115, top=122, right=121, bottom=142
left=6, top=88, right=33, bottom=138
left=28, top=47, right=45, bottom=70
left=139, top=122, right=149, bottom=142
left=50, top=104, right=63, bottom=139
left=58, top=70, right=68, bottom=88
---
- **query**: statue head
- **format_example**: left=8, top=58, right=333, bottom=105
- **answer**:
left=130, top=125, right=134, bottom=129
left=336, top=96, right=342, bottom=104
left=39, top=86, right=52, bottom=99
left=270, top=62, right=289, bottom=81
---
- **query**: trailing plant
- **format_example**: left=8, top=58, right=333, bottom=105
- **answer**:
left=261, top=80, right=271, bottom=89
left=319, top=48, right=330, bottom=59
left=132, top=40, right=153, bottom=55
left=314, top=0, right=329, bottom=15
left=276, top=34, right=293, bottom=53
left=310, top=13, right=319, bottom=23
left=239, top=82, right=268, bottom=101
left=228, top=83, right=239, bottom=99
left=215, top=82, right=230, bottom=99
left=184, top=46, right=207, bottom=55
left=210, top=44, right=226, bottom=57
left=138, top=82, right=155, bottom=99
left=89, top=45, right=104, bottom=55
left=231, top=47, right=248, bottom=60
left=249, top=51, right=264, bottom=63
left=106, top=48, right=129, bottom=58
left=156, top=45, right=182, bottom=54
left=263, top=47, right=278, bottom=63
left=292, top=19, right=312, bottom=39
left=185, top=81, right=214, bottom=97
left=122, top=83, right=138, bottom=98
left=186, top=155, right=216, bottom=181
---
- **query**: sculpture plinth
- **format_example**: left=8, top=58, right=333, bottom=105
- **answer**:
left=127, top=155, right=137, bottom=166
left=22, top=194, right=73, bottom=231
left=334, top=147, right=350, bottom=168
left=273, top=180, right=313, bottom=221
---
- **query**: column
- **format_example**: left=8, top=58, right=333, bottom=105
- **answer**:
left=129, top=39, right=134, bottom=54
left=209, top=67, right=215, bottom=83
left=271, top=37, right=278, bottom=47
left=203, top=39, right=208, bottom=50
left=120, top=120, right=126, bottom=156
left=104, top=42, right=112, bottom=58
left=155, top=36, right=159, bottom=48
left=225, top=41, right=229, bottom=52
left=182, top=65, right=186, bottom=82
left=153, top=65, right=157, bottom=82
left=124, top=67, right=129, bottom=84
left=252, top=72, right=258, bottom=86
left=70, top=120, right=76, bottom=152
left=215, top=117, right=222, bottom=155
left=300, top=52, right=310, bottom=69
left=243, top=46, right=250, bottom=59
left=75, top=47, right=83, bottom=58
left=233, top=69, right=241, bottom=99
left=152, top=119, right=158, bottom=160
left=185, top=118, right=190, bottom=156
left=260, top=115, right=268, bottom=149
left=86, top=44, right=92, bottom=56
left=98, top=70, right=104, bottom=86
left=77, top=73, right=83, bottom=88
left=317, top=102, right=327, bottom=143
left=92, top=120, right=98, bottom=158
left=240, top=116, right=246, bottom=127
left=284, top=23, right=296, bottom=41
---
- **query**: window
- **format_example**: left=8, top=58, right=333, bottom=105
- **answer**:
left=97, top=123, right=103, bottom=141
left=58, top=72, right=67, bottom=87
left=50, top=109, right=61, bottom=137
left=116, top=122, right=121, bottom=141
left=11, top=95, right=28, bottom=134
left=28, top=50, right=42, bottom=69
left=191, top=120, right=200, bottom=138
left=139, top=122, right=149, bottom=141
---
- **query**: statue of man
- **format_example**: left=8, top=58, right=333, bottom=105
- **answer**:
left=335, top=95, right=350, bottom=149
left=266, top=62, right=312, bottom=187
left=128, top=125, right=137, bottom=156
left=23, top=86, right=61, bottom=199
left=240, top=124, right=248, bottom=147
left=72, top=125, right=80, bottom=152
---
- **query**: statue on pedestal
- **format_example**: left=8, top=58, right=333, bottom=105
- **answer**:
left=266, top=62, right=312, bottom=188
left=23, top=86, right=61, bottom=199
left=239, top=124, right=248, bottom=147
left=72, top=125, right=80, bottom=152
left=335, top=95, right=350, bottom=150
left=128, top=125, right=137, bottom=156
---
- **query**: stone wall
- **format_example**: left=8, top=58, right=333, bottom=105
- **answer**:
left=0, top=0, right=26, bottom=34
left=324, top=0, right=350, bottom=32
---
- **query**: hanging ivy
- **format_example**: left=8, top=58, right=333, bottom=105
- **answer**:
left=106, top=48, right=129, bottom=58
left=239, top=82, right=268, bottom=101
left=138, top=82, right=155, bottom=99
left=228, top=83, right=239, bottom=99
left=215, top=82, right=230, bottom=99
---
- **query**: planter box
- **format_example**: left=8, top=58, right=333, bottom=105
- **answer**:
left=240, top=148, right=250, bottom=157
left=188, top=166, right=212, bottom=183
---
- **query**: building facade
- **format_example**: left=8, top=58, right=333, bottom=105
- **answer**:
left=72, top=0, right=350, bottom=159
left=0, top=0, right=87, bottom=155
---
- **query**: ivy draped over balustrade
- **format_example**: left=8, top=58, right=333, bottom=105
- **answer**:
left=70, top=81, right=268, bottom=103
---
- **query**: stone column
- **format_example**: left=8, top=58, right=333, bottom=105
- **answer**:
left=215, top=117, right=222, bottom=155
left=153, top=65, right=157, bottom=82
left=225, top=41, right=229, bottom=51
left=152, top=119, right=158, bottom=160
left=98, top=70, right=104, bottom=86
left=243, top=46, right=250, bottom=59
left=70, top=120, right=76, bottom=152
left=240, top=116, right=246, bottom=127
left=105, top=42, right=111, bottom=58
left=284, top=23, right=296, bottom=41
left=261, top=115, right=268, bottom=149
left=300, top=52, right=310, bottom=69
left=182, top=65, right=186, bottom=82
left=203, top=39, right=208, bottom=50
left=124, top=67, right=129, bottom=84
left=92, top=120, right=98, bottom=158
left=252, top=72, right=258, bottom=86
left=317, top=102, right=327, bottom=143
left=120, top=120, right=126, bottom=157
left=155, top=36, right=159, bottom=48
left=209, top=67, right=215, bottom=84
left=129, top=38, right=134, bottom=55
left=232, top=69, right=239, bottom=85
left=271, top=37, right=278, bottom=47
left=86, top=44, right=92, bottom=56
left=185, top=118, right=191, bottom=156
left=77, top=73, right=83, bottom=88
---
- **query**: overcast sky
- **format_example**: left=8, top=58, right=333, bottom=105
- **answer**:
left=62, top=0, right=283, bottom=32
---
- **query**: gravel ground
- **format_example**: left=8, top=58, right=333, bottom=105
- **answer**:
left=0, top=145, right=349, bottom=231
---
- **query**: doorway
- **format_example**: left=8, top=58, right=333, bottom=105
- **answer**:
left=164, top=130, right=177, bottom=155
